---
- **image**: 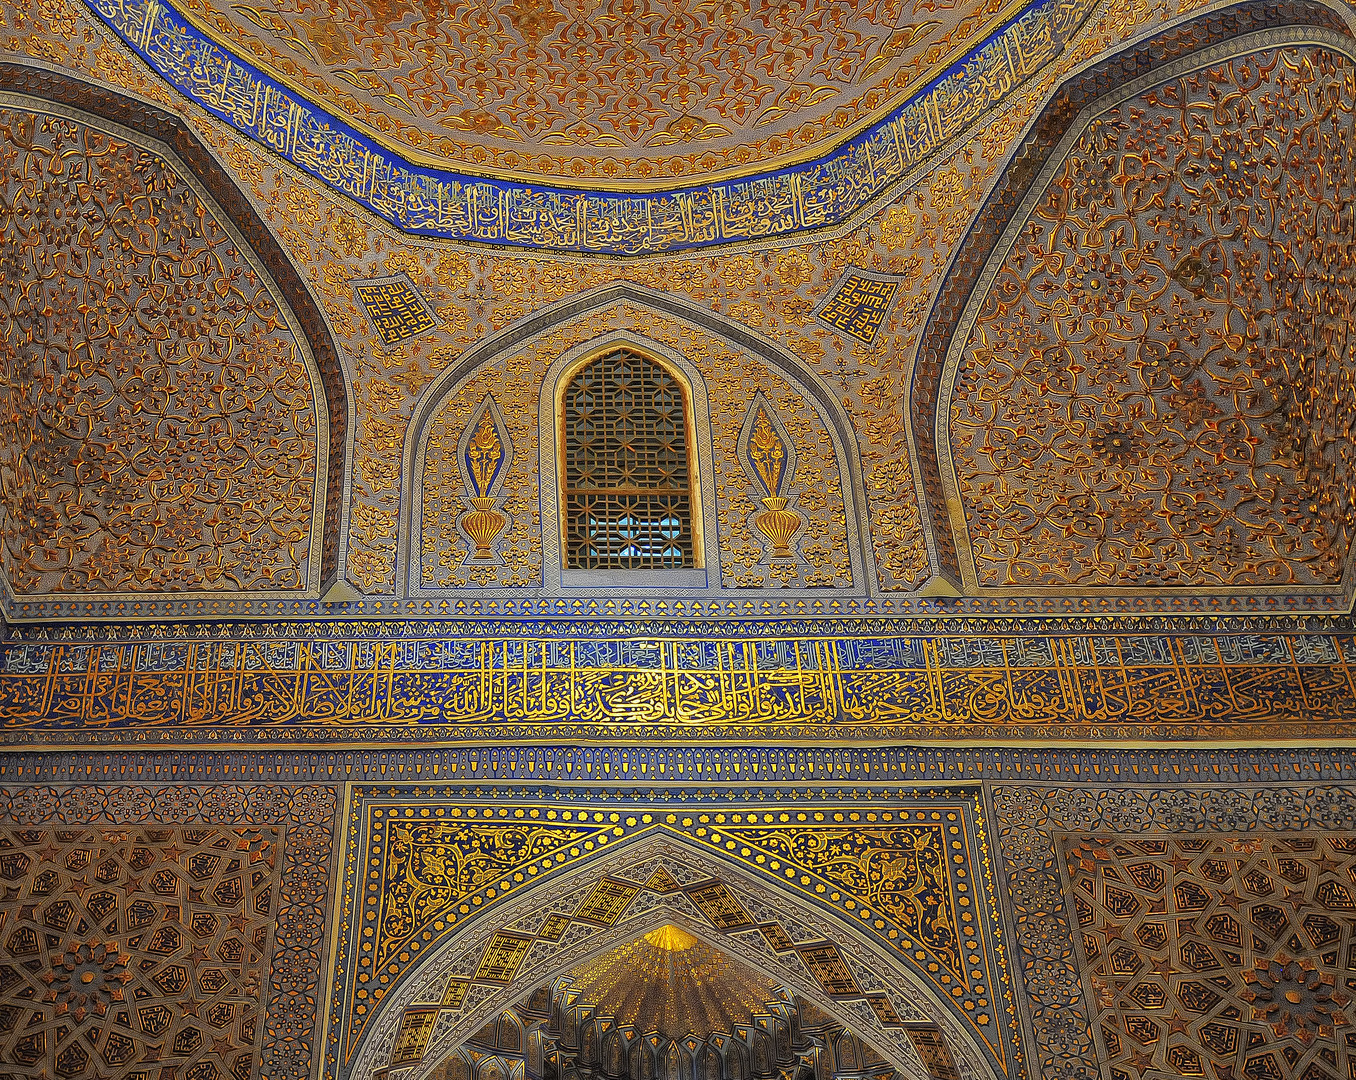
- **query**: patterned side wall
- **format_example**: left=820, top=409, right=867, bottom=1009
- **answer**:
left=0, top=784, right=338, bottom=1080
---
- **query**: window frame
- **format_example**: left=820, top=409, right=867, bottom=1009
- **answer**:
left=554, top=343, right=706, bottom=579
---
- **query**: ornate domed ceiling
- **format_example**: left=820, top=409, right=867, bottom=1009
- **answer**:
left=152, top=0, right=1030, bottom=185
left=4, top=8, right=1356, bottom=1080
left=73, top=0, right=1100, bottom=247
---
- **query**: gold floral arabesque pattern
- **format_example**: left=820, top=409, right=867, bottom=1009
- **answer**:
left=465, top=411, right=504, bottom=500
left=1064, top=834, right=1356, bottom=1080
left=419, top=306, right=851, bottom=589
left=744, top=402, right=803, bottom=563
left=168, top=0, right=1013, bottom=184
left=373, top=819, right=599, bottom=976
left=710, top=824, right=971, bottom=980
left=0, top=824, right=281, bottom=1080
left=748, top=406, right=788, bottom=498
left=951, top=47, right=1356, bottom=588
left=178, top=89, right=1028, bottom=595
left=0, top=111, right=321, bottom=595
left=2, top=0, right=1193, bottom=603
left=456, top=405, right=509, bottom=560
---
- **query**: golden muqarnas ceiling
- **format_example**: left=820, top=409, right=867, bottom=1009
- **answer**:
left=558, top=924, right=781, bottom=1037
left=0, top=107, right=330, bottom=598
left=166, top=0, right=1019, bottom=183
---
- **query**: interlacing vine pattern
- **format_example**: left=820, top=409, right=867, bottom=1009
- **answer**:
left=0, top=111, right=321, bottom=595
left=951, top=47, right=1356, bottom=587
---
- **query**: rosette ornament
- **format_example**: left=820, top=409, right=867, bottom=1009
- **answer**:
left=746, top=404, right=801, bottom=559
left=461, top=408, right=508, bottom=559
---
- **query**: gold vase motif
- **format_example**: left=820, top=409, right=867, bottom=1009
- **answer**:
left=462, top=410, right=506, bottom=559
left=461, top=497, right=507, bottom=559
left=753, top=496, right=801, bottom=559
left=747, top=407, right=800, bottom=560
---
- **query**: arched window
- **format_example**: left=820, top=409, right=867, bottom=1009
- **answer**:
left=561, top=348, right=695, bottom=570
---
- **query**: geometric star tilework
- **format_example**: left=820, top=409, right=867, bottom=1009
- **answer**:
left=0, top=826, right=281, bottom=1080
left=1062, top=834, right=1355, bottom=1080
left=353, top=277, right=439, bottom=346
left=814, top=270, right=901, bottom=344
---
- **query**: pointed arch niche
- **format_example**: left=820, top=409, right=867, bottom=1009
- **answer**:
left=402, top=285, right=871, bottom=597
left=344, top=835, right=998, bottom=1080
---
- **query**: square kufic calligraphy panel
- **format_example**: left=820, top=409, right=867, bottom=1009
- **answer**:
left=814, top=269, right=902, bottom=344
left=331, top=786, right=1017, bottom=1080
left=354, top=276, right=438, bottom=346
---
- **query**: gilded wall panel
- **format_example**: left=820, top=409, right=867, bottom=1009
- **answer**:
left=162, top=90, right=1012, bottom=598
left=0, top=824, right=280, bottom=1080
left=948, top=43, right=1356, bottom=591
left=417, top=305, right=852, bottom=590
left=167, top=85, right=1012, bottom=597
left=5, top=751, right=1356, bottom=1080
left=991, top=783, right=1356, bottom=1080
left=1064, top=833, right=1355, bottom=1080
left=0, top=0, right=1244, bottom=613
left=0, top=109, right=324, bottom=597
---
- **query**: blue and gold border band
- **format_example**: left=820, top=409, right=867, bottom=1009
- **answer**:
left=5, top=626, right=1356, bottom=741
left=81, top=0, right=1096, bottom=253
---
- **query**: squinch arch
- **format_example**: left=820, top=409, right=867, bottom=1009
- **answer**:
left=912, top=0, right=1356, bottom=597
left=0, top=63, right=350, bottom=595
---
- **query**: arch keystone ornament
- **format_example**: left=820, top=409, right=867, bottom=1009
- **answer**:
left=332, top=788, right=1013, bottom=1080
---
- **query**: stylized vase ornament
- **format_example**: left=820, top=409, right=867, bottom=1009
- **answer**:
left=753, top=496, right=801, bottom=559
left=461, top=496, right=507, bottom=559
left=748, top=407, right=787, bottom=498
left=746, top=405, right=802, bottom=559
left=461, top=409, right=507, bottom=559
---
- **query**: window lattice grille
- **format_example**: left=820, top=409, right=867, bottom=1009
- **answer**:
left=563, top=349, right=694, bottom=570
